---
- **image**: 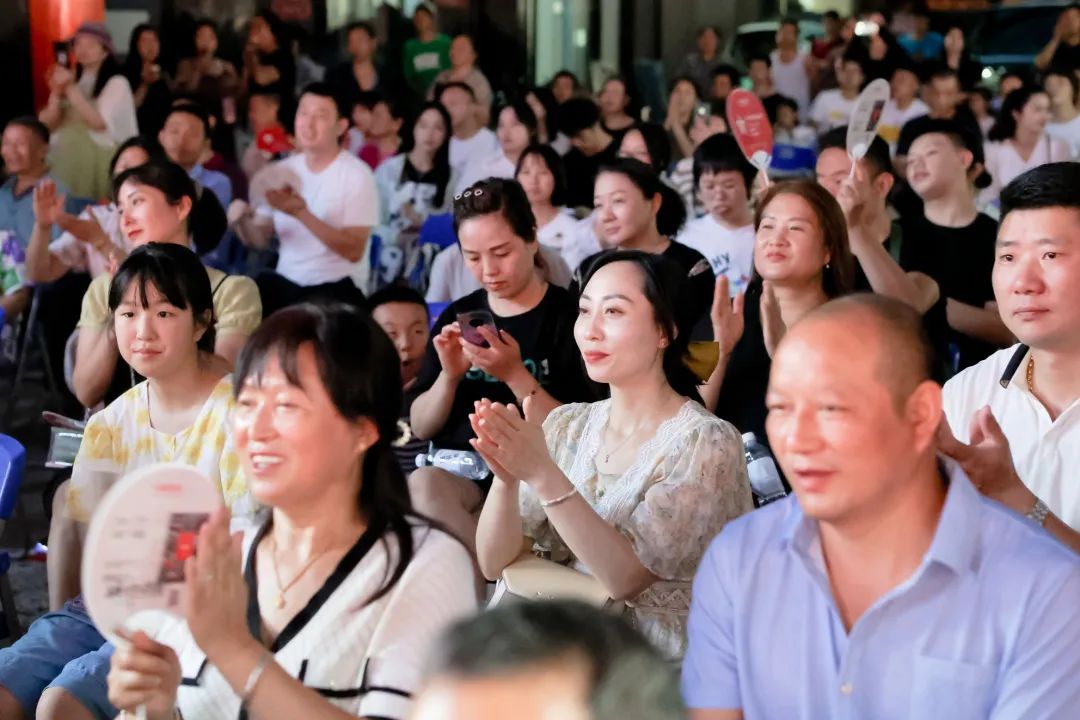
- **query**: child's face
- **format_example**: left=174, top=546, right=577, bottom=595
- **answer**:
left=777, top=105, right=797, bottom=129
left=352, top=105, right=374, bottom=134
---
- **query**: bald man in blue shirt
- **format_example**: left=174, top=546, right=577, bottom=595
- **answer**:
left=683, top=294, right=1080, bottom=720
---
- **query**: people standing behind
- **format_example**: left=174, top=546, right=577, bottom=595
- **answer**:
left=898, top=2, right=943, bottom=62
left=702, top=181, right=855, bottom=444
left=677, top=133, right=756, bottom=297
left=1035, top=2, right=1080, bottom=72
left=174, top=19, right=240, bottom=115
left=456, top=99, right=538, bottom=194
left=374, top=102, right=455, bottom=253
left=895, top=67, right=980, bottom=176
left=554, top=98, right=617, bottom=209
left=878, top=61, right=928, bottom=153
left=358, top=95, right=405, bottom=170
left=1044, top=67, right=1080, bottom=156
left=0, top=244, right=255, bottom=720
left=939, top=163, right=1080, bottom=551
left=475, top=251, right=752, bottom=660
left=678, top=26, right=725, bottom=98
left=122, top=24, right=172, bottom=139
left=981, top=85, right=1072, bottom=207
left=106, top=302, right=477, bottom=720
left=326, top=20, right=381, bottom=114
left=770, top=18, right=812, bottom=117
left=159, top=103, right=233, bottom=209
left=72, top=162, right=257, bottom=409
left=941, top=25, right=983, bottom=92
left=809, top=10, right=845, bottom=94
left=663, top=76, right=699, bottom=162
left=597, top=76, right=637, bottom=148
left=515, top=143, right=598, bottom=271
left=436, top=82, right=499, bottom=170
left=902, top=120, right=1012, bottom=373
left=233, top=84, right=376, bottom=315
left=710, top=65, right=740, bottom=102
left=683, top=293, right=1080, bottom=718
left=815, top=128, right=938, bottom=315
left=430, top=35, right=494, bottom=127
left=404, top=3, right=451, bottom=97
left=243, top=10, right=296, bottom=98
left=581, top=160, right=713, bottom=335
left=747, top=55, right=786, bottom=123
left=368, top=286, right=434, bottom=477
left=808, top=53, right=865, bottom=132
left=409, top=178, right=594, bottom=563
left=38, top=22, right=138, bottom=201
left=26, top=136, right=163, bottom=285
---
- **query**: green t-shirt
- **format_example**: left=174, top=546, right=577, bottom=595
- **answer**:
left=403, top=35, right=452, bottom=94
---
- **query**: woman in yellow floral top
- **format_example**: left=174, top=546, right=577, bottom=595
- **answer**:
left=475, top=251, right=753, bottom=660
left=0, top=243, right=252, bottom=720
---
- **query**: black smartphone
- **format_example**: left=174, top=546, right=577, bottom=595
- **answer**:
left=53, top=40, right=71, bottom=68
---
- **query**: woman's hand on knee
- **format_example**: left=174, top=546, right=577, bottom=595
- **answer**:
left=107, top=630, right=181, bottom=720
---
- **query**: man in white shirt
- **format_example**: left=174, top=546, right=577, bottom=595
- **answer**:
left=940, top=162, right=1080, bottom=553
left=770, top=18, right=811, bottom=116
left=676, top=133, right=755, bottom=296
left=878, top=62, right=929, bottom=154
left=233, top=83, right=377, bottom=315
left=808, top=53, right=864, bottom=132
left=436, top=81, right=498, bottom=169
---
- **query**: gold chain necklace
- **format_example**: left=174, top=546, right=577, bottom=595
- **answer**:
left=268, top=535, right=335, bottom=610
left=1026, top=355, right=1035, bottom=393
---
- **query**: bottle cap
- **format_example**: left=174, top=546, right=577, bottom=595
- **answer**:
left=741, top=432, right=757, bottom=445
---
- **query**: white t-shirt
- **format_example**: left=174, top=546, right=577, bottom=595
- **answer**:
left=536, top=209, right=601, bottom=272
left=160, top=523, right=477, bottom=720
left=256, top=150, right=379, bottom=286
left=676, top=215, right=755, bottom=296
left=809, top=89, right=857, bottom=132
left=770, top=50, right=811, bottom=115
left=449, top=127, right=499, bottom=169
left=454, top=151, right=515, bottom=194
left=878, top=98, right=929, bottom=153
left=980, top=136, right=1073, bottom=207
left=943, top=344, right=1080, bottom=531
left=1045, top=115, right=1080, bottom=159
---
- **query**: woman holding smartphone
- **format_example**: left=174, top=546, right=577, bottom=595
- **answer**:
left=409, top=178, right=594, bottom=566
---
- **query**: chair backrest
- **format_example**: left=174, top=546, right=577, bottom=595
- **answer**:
left=418, top=213, right=458, bottom=252
left=0, top=434, right=26, bottom=521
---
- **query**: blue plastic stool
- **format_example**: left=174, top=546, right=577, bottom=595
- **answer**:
left=0, top=434, right=26, bottom=639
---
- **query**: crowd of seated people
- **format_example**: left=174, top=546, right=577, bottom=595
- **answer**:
left=0, top=2, right=1078, bottom=719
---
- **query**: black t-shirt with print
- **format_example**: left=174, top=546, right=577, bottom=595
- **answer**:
left=715, top=283, right=772, bottom=448
left=900, top=212, right=999, bottom=371
left=413, top=284, right=596, bottom=449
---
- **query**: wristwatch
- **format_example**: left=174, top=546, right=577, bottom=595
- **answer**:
left=1026, top=498, right=1051, bottom=527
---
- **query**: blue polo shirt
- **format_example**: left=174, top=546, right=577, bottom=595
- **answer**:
left=0, top=175, right=68, bottom=247
left=682, top=460, right=1080, bottom=719
left=189, top=164, right=232, bottom=209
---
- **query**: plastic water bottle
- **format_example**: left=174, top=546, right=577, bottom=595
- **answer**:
left=415, top=444, right=490, bottom=480
left=742, top=433, right=787, bottom=506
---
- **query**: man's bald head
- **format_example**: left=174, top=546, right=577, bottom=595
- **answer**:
left=787, top=294, right=935, bottom=412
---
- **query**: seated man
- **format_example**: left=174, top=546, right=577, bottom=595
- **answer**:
left=683, top=294, right=1080, bottom=718
left=0, top=116, right=74, bottom=318
left=158, top=102, right=233, bottom=209
left=412, top=600, right=685, bottom=720
left=940, top=162, right=1080, bottom=551
left=232, top=82, right=377, bottom=315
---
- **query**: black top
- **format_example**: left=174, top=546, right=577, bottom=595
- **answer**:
left=714, top=283, right=772, bottom=449
left=413, top=284, right=595, bottom=449
left=561, top=140, right=620, bottom=209
left=574, top=240, right=715, bottom=340
left=900, top=212, right=999, bottom=372
left=896, top=106, right=982, bottom=157
left=392, top=383, right=428, bottom=476
left=249, top=49, right=296, bottom=97
left=1051, top=42, right=1080, bottom=72
left=325, top=61, right=382, bottom=110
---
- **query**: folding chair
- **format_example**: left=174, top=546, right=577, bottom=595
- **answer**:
left=0, top=434, right=26, bottom=640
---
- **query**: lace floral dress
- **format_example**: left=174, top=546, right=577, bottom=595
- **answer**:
left=519, top=400, right=753, bottom=659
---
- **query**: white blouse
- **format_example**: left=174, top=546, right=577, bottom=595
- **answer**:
left=520, top=400, right=753, bottom=659
left=980, top=136, right=1073, bottom=206
left=74, top=72, right=138, bottom=147
left=157, top=521, right=477, bottom=720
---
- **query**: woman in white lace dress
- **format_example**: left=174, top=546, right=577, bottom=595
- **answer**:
left=474, top=250, right=753, bottom=660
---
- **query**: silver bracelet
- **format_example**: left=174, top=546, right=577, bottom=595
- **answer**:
left=241, top=651, right=274, bottom=708
left=1026, top=498, right=1051, bottom=527
left=540, top=487, right=579, bottom=508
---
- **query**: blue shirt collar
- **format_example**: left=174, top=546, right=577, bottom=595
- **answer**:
left=781, top=457, right=982, bottom=575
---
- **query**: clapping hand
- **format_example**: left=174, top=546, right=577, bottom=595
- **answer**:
left=710, top=276, right=745, bottom=356
left=469, top=397, right=556, bottom=486
left=32, top=181, right=66, bottom=227
left=760, top=281, right=787, bottom=358
left=937, top=407, right=1030, bottom=511
left=265, top=186, right=306, bottom=217
left=183, top=507, right=250, bottom=663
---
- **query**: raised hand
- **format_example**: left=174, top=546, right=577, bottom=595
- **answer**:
left=32, top=180, right=66, bottom=227
left=710, top=275, right=746, bottom=356
left=760, top=281, right=787, bottom=358
left=469, top=396, right=556, bottom=486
